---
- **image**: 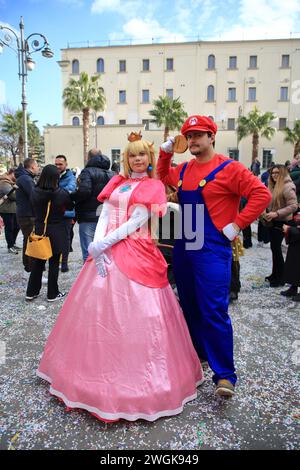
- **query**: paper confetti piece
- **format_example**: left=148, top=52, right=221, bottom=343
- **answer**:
left=8, top=432, right=20, bottom=450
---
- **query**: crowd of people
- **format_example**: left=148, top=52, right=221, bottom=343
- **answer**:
left=239, top=153, right=300, bottom=301
left=0, top=116, right=299, bottom=423
left=0, top=149, right=117, bottom=300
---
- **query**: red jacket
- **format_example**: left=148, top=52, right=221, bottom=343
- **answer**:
left=157, top=150, right=272, bottom=231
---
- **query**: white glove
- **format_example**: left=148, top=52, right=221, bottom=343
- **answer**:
left=222, top=223, right=240, bottom=241
left=94, top=201, right=110, bottom=242
left=94, top=253, right=111, bottom=277
left=161, top=136, right=175, bottom=153
left=89, top=240, right=105, bottom=259
left=88, top=205, right=150, bottom=259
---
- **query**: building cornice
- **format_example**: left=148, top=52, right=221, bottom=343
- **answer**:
left=61, top=37, right=300, bottom=52
left=57, top=60, right=70, bottom=68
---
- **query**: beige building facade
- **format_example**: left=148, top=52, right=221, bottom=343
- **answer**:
left=45, top=38, right=300, bottom=169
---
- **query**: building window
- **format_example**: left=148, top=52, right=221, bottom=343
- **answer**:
left=119, top=120, right=126, bottom=125
left=96, top=58, right=104, bottom=73
left=263, top=149, right=274, bottom=168
left=72, top=116, right=80, bottom=126
left=97, top=116, right=104, bottom=125
left=142, top=119, right=150, bottom=130
left=142, top=89, right=150, bottom=103
left=279, top=118, right=287, bottom=130
left=119, top=90, right=126, bottom=103
left=207, top=85, right=215, bottom=102
left=142, top=59, right=150, bottom=71
left=249, top=55, right=257, bottom=68
left=166, top=58, right=174, bottom=71
left=280, top=87, right=288, bottom=101
left=111, top=149, right=121, bottom=165
left=228, top=148, right=239, bottom=161
left=227, top=118, right=235, bottom=130
left=248, top=87, right=256, bottom=101
left=166, top=89, right=173, bottom=99
left=208, top=54, right=215, bottom=69
left=281, top=55, right=290, bottom=68
left=229, top=56, right=237, bottom=69
left=119, top=60, right=126, bottom=72
left=72, top=59, right=79, bottom=74
left=228, top=87, right=236, bottom=101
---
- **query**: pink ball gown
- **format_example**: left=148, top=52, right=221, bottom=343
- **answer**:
left=37, top=175, right=203, bottom=422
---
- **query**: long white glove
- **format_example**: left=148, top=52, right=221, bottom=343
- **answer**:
left=92, top=201, right=111, bottom=277
left=161, top=136, right=175, bottom=153
left=93, top=200, right=110, bottom=242
left=94, top=253, right=111, bottom=277
left=222, top=223, right=240, bottom=241
left=88, top=204, right=150, bottom=260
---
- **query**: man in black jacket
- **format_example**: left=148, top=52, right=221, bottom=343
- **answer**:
left=72, top=149, right=114, bottom=261
left=15, top=158, right=40, bottom=272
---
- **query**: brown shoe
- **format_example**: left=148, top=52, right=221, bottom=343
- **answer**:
left=215, top=379, right=235, bottom=397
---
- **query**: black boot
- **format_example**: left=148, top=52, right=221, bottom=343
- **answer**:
left=280, top=286, right=298, bottom=297
left=229, top=291, right=238, bottom=303
left=292, top=293, right=300, bottom=302
left=269, top=281, right=285, bottom=287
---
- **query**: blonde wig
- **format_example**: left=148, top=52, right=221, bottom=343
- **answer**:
left=122, top=135, right=159, bottom=242
left=122, top=139, right=156, bottom=178
left=268, top=164, right=291, bottom=211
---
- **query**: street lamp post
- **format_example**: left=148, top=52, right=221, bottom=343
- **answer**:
left=0, top=16, right=53, bottom=160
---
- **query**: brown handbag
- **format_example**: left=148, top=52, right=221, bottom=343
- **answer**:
left=25, top=201, right=53, bottom=260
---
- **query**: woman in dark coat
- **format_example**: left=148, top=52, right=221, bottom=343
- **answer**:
left=0, top=169, right=20, bottom=253
left=263, top=165, right=298, bottom=287
left=26, top=165, right=73, bottom=302
left=281, top=215, right=300, bottom=301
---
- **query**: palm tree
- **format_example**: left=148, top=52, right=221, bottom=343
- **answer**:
left=63, top=72, right=106, bottom=164
left=237, top=107, right=276, bottom=162
left=0, top=109, right=40, bottom=165
left=149, top=96, right=188, bottom=141
left=282, top=119, right=300, bottom=157
left=28, top=122, right=44, bottom=161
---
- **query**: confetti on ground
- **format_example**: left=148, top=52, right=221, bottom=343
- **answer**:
left=8, top=432, right=20, bottom=450
left=0, top=226, right=299, bottom=450
left=196, top=422, right=206, bottom=446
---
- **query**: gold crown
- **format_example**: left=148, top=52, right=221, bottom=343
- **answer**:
left=128, top=131, right=142, bottom=142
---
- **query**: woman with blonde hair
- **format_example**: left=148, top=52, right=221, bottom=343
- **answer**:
left=264, top=164, right=297, bottom=287
left=37, top=132, right=203, bottom=422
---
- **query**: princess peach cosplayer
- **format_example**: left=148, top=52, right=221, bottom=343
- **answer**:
left=37, top=133, right=203, bottom=422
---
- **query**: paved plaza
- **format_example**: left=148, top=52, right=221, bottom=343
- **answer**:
left=0, top=226, right=299, bottom=450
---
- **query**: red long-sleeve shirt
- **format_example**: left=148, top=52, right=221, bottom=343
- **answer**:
left=157, top=150, right=272, bottom=231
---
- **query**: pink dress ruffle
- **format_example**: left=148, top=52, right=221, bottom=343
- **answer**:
left=37, top=178, right=203, bottom=422
left=37, top=258, right=203, bottom=421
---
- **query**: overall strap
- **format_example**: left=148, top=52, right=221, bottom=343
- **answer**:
left=177, top=162, right=188, bottom=188
left=198, top=159, right=233, bottom=189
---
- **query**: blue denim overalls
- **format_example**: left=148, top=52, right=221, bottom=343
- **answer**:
left=173, top=160, right=237, bottom=385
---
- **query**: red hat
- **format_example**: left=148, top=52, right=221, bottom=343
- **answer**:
left=181, top=115, right=218, bottom=136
